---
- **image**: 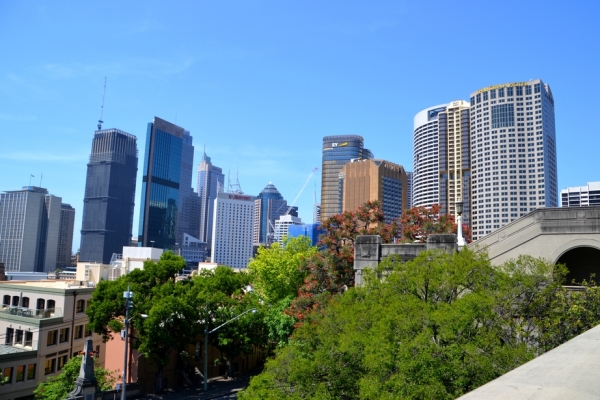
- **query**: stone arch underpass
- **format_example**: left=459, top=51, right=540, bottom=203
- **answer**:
left=467, top=206, right=600, bottom=284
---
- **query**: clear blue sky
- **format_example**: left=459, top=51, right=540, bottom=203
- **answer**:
left=1, top=1, right=599, bottom=253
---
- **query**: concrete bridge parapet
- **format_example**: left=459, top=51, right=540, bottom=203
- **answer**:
left=354, top=234, right=457, bottom=286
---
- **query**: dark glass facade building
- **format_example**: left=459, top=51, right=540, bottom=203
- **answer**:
left=252, top=182, right=297, bottom=245
left=138, top=117, right=187, bottom=249
left=321, top=135, right=372, bottom=220
left=79, top=129, right=138, bottom=264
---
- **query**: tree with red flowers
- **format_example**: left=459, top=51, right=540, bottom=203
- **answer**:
left=400, top=204, right=472, bottom=243
left=288, top=200, right=400, bottom=319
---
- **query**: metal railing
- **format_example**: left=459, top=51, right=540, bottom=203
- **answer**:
left=0, top=305, right=63, bottom=319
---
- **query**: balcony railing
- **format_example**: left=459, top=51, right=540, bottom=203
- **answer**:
left=0, top=305, right=63, bottom=319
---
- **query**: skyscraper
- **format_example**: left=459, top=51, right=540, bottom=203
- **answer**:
left=413, top=101, right=472, bottom=226
left=212, top=192, right=256, bottom=269
left=197, top=151, right=225, bottom=250
left=339, top=159, right=408, bottom=223
left=438, top=100, right=472, bottom=226
left=80, top=129, right=138, bottom=264
left=406, top=171, right=413, bottom=209
left=253, top=182, right=297, bottom=246
left=469, top=80, right=558, bottom=240
left=138, top=117, right=198, bottom=249
left=413, top=104, right=447, bottom=209
left=321, top=135, right=372, bottom=220
left=0, top=186, right=62, bottom=272
left=57, top=203, right=75, bottom=269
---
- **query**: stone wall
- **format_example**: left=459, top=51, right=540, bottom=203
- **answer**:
left=354, top=234, right=457, bottom=285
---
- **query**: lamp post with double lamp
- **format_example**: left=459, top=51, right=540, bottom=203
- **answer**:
left=204, top=308, right=257, bottom=392
left=121, top=286, right=148, bottom=400
left=455, top=200, right=466, bottom=250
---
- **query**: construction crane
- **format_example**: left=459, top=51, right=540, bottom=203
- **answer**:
left=284, top=167, right=318, bottom=216
left=97, top=77, right=106, bottom=130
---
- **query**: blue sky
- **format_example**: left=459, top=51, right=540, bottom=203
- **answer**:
left=1, top=1, right=599, bottom=253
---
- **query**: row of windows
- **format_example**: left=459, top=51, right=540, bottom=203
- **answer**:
left=2, top=363, right=36, bottom=385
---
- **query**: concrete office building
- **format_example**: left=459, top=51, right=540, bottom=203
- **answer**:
left=339, top=159, right=408, bottom=223
left=438, top=100, right=472, bottom=226
left=413, top=105, right=447, bottom=209
left=413, top=101, right=472, bottom=226
left=197, top=151, right=225, bottom=251
left=212, top=192, right=256, bottom=269
left=274, top=214, right=303, bottom=244
left=253, top=182, right=296, bottom=246
left=138, top=117, right=199, bottom=249
left=406, top=172, right=413, bottom=209
left=321, top=135, right=373, bottom=220
left=469, top=80, right=558, bottom=240
left=561, top=182, right=600, bottom=207
left=56, top=204, right=75, bottom=269
left=0, top=187, right=62, bottom=273
left=79, top=128, right=138, bottom=264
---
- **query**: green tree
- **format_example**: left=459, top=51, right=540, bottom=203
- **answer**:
left=86, top=251, right=198, bottom=392
left=190, top=266, right=266, bottom=378
left=248, top=236, right=316, bottom=305
left=240, top=250, right=600, bottom=400
left=34, top=356, right=115, bottom=400
left=399, top=204, right=472, bottom=243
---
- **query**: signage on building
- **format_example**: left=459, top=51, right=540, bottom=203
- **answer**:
left=331, top=142, right=348, bottom=148
left=475, top=82, right=528, bottom=95
left=228, top=194, right=251, bottom=201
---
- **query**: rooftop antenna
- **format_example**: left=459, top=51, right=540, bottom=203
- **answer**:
left=97, top=76, right=106, bottom=130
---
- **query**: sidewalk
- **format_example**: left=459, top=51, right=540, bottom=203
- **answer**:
left=133, top=370, right=257, bottom=400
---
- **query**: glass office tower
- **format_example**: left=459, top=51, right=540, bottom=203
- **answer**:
left=321, top=135, right=372, bottom=220
left=138, top=117, right=187, bottom=249
left=80, top=129, right=138, bottom=264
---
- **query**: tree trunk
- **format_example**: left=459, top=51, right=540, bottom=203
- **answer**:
left=155, top=366, right=164, bottom=393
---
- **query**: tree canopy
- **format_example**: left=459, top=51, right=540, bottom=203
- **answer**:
left=240, top=250, right=600, bottom=400
left=34, top=355, right=115, bottom=400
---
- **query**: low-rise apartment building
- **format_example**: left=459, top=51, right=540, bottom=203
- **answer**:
left=0, top=280, right=105, bottom=400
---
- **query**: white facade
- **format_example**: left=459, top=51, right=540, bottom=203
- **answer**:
left=469, top=79, right=558, bottom=241
left=211, top=192, right=256, bottom=269
left=274, top=215, right=303, bottom=244
left=0, top=280, right=105, bottom=400
left=561, top=182, right=600, bottom=207
left=412, top=104, right=448, bottom=208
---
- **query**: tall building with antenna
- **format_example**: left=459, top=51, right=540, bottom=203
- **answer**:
left=80, top=80, right=139, bottom=264
left=197, top=151, right=225, bottom=251
left=79, top=129, right=138, bottom=264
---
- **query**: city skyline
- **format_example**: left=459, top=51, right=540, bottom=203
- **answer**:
left=1, top=2, right=599, bottom=252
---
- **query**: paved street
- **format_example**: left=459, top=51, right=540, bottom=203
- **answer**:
left=133, top=370, right=256, bottom=400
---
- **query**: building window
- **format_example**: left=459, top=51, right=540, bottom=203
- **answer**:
left=498, top=88, right=505, bottom=97
left=75, top=325, right=84, bottom=339
left=516, top=86, right=523, bottom=96
left=47, top=330, right=58, bottom=346
left=5, top=327, right=14, bottom=345
left=526, top=85, right=532, bottom=95
left=2, top=295, right=9, bottom=307
left=44, top=359, right=56, bottom=375
left=27, top=364, right=36, bottom=380
left=25, top=331, right=33, bottom=347
left=57, top=355, right=69, bottom=371
left=16, top=365, right=25, bottom=382
left=3, top=366, right=12, bottom=384
left=14, top=329, right=23, bottom=345
left=76, top=299, right=85, bottom=313
left=84, top=324, right=92, bottom=337
left=59, top=328, right=70, bottom=343
left=507, top=87, right=514, bottom=96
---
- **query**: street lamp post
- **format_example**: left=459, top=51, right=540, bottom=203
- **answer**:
left=121, top=286, right=147, bottom=400
left=203, top=308, right=257, bottom=392
left=455, top=200, right=466, bottom=250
